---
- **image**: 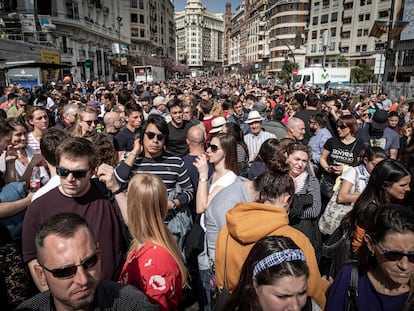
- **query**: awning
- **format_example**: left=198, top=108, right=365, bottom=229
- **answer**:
left=0, top=61, right=72, bottom=70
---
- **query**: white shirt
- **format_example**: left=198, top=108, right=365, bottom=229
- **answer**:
left=244, top=130, right=276, bottom=162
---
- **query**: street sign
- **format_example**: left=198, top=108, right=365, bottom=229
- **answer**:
left=292, top=69, right=298, bottom=76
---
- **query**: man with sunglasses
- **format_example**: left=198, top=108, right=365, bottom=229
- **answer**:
left=23, top=137, right=126, bottom=292
left=17, top=213, right=158, bottom=310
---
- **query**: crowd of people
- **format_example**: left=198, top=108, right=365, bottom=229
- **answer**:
left=0, top=77, right=413, bottom=311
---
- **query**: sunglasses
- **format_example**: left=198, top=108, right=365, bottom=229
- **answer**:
left=207, top=143, right=220, bottom=153
left=361, top=113, right=371, bottom=117
left=374, top=239, right=414, bottom=263
left=56, top=167, right=89, bottom=179
left=144, top=131, right=167, bottom=141
left=41, top=249, right=100, bottom=279
left=337, top=125, right=348, bottom=129
left=84, top=120, right=97, bottom=126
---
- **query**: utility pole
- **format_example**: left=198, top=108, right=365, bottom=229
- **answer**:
left=382, top=0, right=395, bottom=88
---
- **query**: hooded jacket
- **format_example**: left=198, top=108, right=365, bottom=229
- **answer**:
left=215, top=201, right=328, bottom=309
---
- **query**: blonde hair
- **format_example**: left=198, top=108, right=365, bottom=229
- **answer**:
left=70, top=105, right=97, bottom=137
left=127, top=173, right=187, bottom=287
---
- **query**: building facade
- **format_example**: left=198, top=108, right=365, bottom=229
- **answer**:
left=175, top=0, right=224, bottom=76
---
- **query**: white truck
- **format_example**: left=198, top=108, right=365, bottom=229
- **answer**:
left=293, top=67, right=351, bottom=89
left=133, top=65, right=165, bottom=83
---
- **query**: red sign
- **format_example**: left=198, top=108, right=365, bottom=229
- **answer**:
left=292, top=69, right=298, bottom=76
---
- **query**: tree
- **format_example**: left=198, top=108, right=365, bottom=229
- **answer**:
left=279, top=60, right=298, bottom=87
left=351, top=63, right=376, bottom=83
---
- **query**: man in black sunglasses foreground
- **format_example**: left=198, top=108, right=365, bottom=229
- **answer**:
left=17, top=213, right=159, bottom=310
left=22, top=137, right=128, bottom=293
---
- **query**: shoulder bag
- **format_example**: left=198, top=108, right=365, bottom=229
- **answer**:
left=319, top=167, right=360, bottom=235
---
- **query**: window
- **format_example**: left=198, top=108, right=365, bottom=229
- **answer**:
left=363, top=29, right=369, bottom=36
left=312, top=16, right=318, bottom=25
left=131, top=14, right=138, bottom=23
left=139, top=14, right=144, bottom=24
left=321, top=14, right=328, bottom=24
left=357, top=29, right=362, bottom=36
left=131, top=27, right=138, bottom=37
left=140, top=28, right=144, bottom=37
left=344, top=2, right=353, bottom=9
left=130, top=0, right=137, bottom=8
left=330, top=42, right=335, bottom=51
left=341, top=46, right=349, bottom=53
left=331, top=28, right=336, bottom=37
left=139, top=0, right=144, bottom=9
left=311, top=44, right=317, bottom=52
left=343, top=17, right=352, bottom=24
left=331, top=12, right=338, bottom=22
left=379, top=11, right=388, bottom=18
left=359, top=14, right=364, bottom=22
left=356, top=45, right=361, bottom=52
left=361, top=45, right=367, bottom=52
left=365, top=13, right=370, bottom=20
left=312, top=31, right=317, bottom=39
left=323, top=0, right=329, bottom=8
left=342, top=31, right=350, bottom=39
left=65, top=0, right=79, bottom=19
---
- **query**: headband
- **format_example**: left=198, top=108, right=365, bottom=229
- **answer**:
left=253, top=249, right=306, bottom=277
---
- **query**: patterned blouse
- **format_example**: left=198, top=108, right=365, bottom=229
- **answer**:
left=119, top=242, right=183, bottom=311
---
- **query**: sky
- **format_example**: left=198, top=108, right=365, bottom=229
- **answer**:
left=174, top=0, right=243, bottom=14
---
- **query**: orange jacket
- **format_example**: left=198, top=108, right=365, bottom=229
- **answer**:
left=215, top=202, right=329, bottom=309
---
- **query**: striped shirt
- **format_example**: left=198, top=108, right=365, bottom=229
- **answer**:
left=115, top=152, right=194, bottom=206
left=244, top=130, right=276, bottom=162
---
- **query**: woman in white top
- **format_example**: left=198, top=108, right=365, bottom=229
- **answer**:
left=337, top=147, right=388, bottom=204
left=25, top=106, right=49, bottom=154
left=8, top=118, right=49, bottom=183
left=193, top=133, right=239, bottom=311
left=194, top=133, right=239, bottom=214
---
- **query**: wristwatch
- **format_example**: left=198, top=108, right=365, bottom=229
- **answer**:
left=199, top=177, right=208, bottom=183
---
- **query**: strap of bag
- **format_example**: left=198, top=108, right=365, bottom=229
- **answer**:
left=347, top=265, right=359, bottom=311
left=223, top=233, right=229, bottom=288
left=354, top=167, right=360, bottom=194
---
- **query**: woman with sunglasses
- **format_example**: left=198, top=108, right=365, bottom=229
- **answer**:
left=193, top=133, right=239, bottom=310
left=25, top=106, right=49, bottom=154
left=326, top=205, right=414, bottom=311
left=70, top=105, right=98, bottom=137
left=119, top=174, right=187, bottom=310
left=319, top=114, right=365, bottom=204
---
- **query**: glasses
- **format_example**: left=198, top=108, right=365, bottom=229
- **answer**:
left=207, top=144, right=220, bottom=153
left=373, top=239, right=414, bottom=263
left=41, top=249, right=100, bottom=279
left=337, top=125, right=348, bottom=129
left=171, top=111, right=183, bottom=115
left=84, top=120, right=97, bottom=126
left=56, top=166, right=89, bottom=179
left=361, top=113, right=370, bottom=117
left=144, top=131, right=167, bottom=141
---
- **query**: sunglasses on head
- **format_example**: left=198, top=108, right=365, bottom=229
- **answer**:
left=56, top=167, right=89, bottom=179
left=84, top=120, right=97, bottom=126
left=144, top=131, right=166, bottom=141
left=208, top=143, right=220, bottom=153
left=41, top=249, right=100, bottom=279
left=374, top=239, right=414, bottom=263
left=337, top=125, right=348, bottom=129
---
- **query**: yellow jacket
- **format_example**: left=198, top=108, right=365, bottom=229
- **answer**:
left=215, top=201, right=329, bottom=309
